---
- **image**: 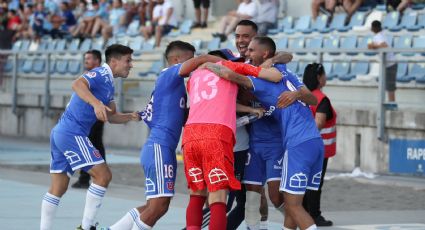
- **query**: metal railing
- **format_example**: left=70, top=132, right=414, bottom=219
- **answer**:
left=1, top=47, right=424, bottom=142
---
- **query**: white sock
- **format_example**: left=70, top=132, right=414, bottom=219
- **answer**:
left=40, top=193, right=60, bottom=230
left=260, top=220, right=268, bottom=230
left=282, top=227, right=295, bottom=230
left=129, top=208, right=152, bottom=230
left=245, top=191, right=261, bottom=230
left=82, top=183, right=106, bottom=229
left=305, top=224, right=318, bottom=230
left=109, top=209, right=135, bottom=230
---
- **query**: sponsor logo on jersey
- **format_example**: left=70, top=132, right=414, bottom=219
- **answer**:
left=93, top=149, right=101, bottom=158
left=86, top=71, right=97, bottom=78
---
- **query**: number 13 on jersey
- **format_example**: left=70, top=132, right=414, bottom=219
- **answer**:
left=192, top=73, right=220, bottom=104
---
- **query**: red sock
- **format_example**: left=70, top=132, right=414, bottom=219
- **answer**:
left=209, top=202, right=227, bottom=230
left=186, top=195, right=206, bottom=230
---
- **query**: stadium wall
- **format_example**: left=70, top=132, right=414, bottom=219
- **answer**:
left=0, top=91, right=424, bottom=174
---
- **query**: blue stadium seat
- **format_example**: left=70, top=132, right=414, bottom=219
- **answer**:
left=297, top=62, right=308, bottom=77
left=330, top=62, right=350, bottom=80
left=411, top=3, right=425, bottom=10
left=21, top=59, right=33, bottom=73
left=413, top=36, right=425, bottom=56
left=322, top=62, right=333, bottom=80
left=289, top=37, right=306, bottom=55
left=389, top=12, right=417, bottom=31
left=285, top=15, right=311, bottom=34
left=268, top=16, right=294, bottom=34
left=105, top=37, right=117, bottom=48
left=129, top=36, right=144, bottom=55
left=92, top=38, right=104, bottom=50
left=36, top=39, right=49, bottom=51
left=276, top=37, right=288, bottom=50
left=383, top=12, right=400, bottom=29
left=20, top=40, right=31, bottom=51
left=323, top=37, right=339, bottom=55
left=306, top=37, right=323, bottom=54
left=192, top=39, right=203, bottom=51
left=138, top=60, right=164, bottom=77
left=126, top=20, right=140, bottom=37
left=321, top=13, right=347, bottom=33
left=55, top=39, right=67, bottom=51
left=207, top=37, right=221, bottom=51
left=168, top=19, right=193, bottom=37
left=68, top=60, right=81, bottom=75
left=67, top=39, right=80, bottom=52
left=79, top=39, right=92, bottom=51
left=341, top=35, right=357, bottom=55
left=303, top=15, right=328, bottom=33
left=342, top=11, right=367, bottom=31
left=49, top=59, right=56, bottom=73
left=395, top=62, right=410, bottom=83
left=46, top=39, right=57, bottom=51
left=407, top=13, right=425, bottom=31
left=4, top=59, right=14, bottom=72
left=347, top=62, right=369, bottom=79
left=406, top=64, right=425, bottom=83
left=286, top=61, right=298, bottom=74
left=142, top=41, right=155, bottom=52
left=12, top=40, right=21, bottom=51
left=32, top=59, right=45, bottom=74
left=56, top=59, right=68, bottom=74
left=393, top=35, right=413, bottom=56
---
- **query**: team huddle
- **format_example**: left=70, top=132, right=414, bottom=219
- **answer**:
left=40, top=20, right=334, bottom=230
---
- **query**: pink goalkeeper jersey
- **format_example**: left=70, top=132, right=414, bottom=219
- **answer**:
left=186, top=67, right=238, bottom=135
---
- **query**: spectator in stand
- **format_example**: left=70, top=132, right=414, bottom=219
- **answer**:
left=91, top=0, right=126, bottom=39
left=302, top=63, right=337, bottom=227
left=123, top=0, right=141, bottom=26
left=192, top=0, right=210, bottom=28
left=387, top=0, right=413, bottom=12
left=256, top=0, right=279, bottom=35
left=14, top=3, right=34, bottom=40
left=212, top=0, right=257, bottom=42
left=58, top=1, right=77, bottom=34
left=368, top=20, right=397, bottom=102
left=140, top=0, right=156, bottom=26
left=311, top=0, right=363, bottom=24
left=31, top=3, right=49, bottom=40
left=139, top=0, right=177, bottom=47
left=72, top=0, right=108, bottom=38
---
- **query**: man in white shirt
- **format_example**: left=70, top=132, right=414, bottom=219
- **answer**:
left=213, top=0, right=257, bottom=42
left=368, top=20, right=397, bottom=102
left=256, top=0, right=279, bottom=35
left=140, top=0, right=177, bottom=47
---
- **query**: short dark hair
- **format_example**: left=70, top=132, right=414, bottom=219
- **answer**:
left=164, top=40, right=195, bottom=60
left=302, top=63, right=325, bottom=91
left=236, top=20, right=258, bottom=33
left=105, top=44, right=133, bottom=63
left=252, top=36, right=276, bottom=57
left=85, top=49, right=102, bottom=63
left=371, top=20, right=382, bottom=32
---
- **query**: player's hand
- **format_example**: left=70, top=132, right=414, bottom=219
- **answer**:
left=251, top=107, right=265, bottom=119
left=201, top=63, right=232, bottom=80
left=277, top=91, right=300, bottom=108
left=93, top=101, right=112, bottom=122
left=130, top=111, right=141, bottom=121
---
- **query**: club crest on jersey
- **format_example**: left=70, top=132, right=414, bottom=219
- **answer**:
left=93, top=149, right=101, bottom=158
left=209, top=168, right=228, bottom=184
left=86, top=71, right=97, bottom=78
left=167, top=182, right=174, bottom=190
left=188, top=167, right=203, bottom=183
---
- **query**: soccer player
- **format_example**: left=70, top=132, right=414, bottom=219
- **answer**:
left=182, top=49, right=281, bottom=230
left=203, top=37, right=324, bottom=230
left=72, top=49, right=106, bottom=189
left=40, top=44, right=139, bottom=230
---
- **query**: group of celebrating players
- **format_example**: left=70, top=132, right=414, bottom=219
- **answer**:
left=40, top=19, right=335, bottom=230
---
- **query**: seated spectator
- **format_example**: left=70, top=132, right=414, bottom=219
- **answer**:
left=256, top=0, right=279, bottom=35
left=31, top=3, right=50, bottom=40
left=14, top=3, right=34, bottom=40
left=91, top=0, right=126, bottom=40
left=212, top=0, right=257, bottom=42
left=387, top=0, right=412, bottom=13
left=72, top=0, right=108, bottom=38
left=140, top=0, right=156, bottom=26
left=312, top=0, right=363, bottom=24
left=49, top=2, right=77, bottom=39
left=139, top=0, right=177, bottom=47
left=123, top=0, right=142, bottom=26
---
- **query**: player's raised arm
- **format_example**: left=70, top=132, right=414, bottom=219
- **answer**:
left=106, top=101, right=140, bottom=124
left=221, top=61, right=283, bottom=82
left=178, top=54, right=223, bottom=77
left=261, top=52, right=293, bottom=68
left=72, top=77, right=111, bottom=122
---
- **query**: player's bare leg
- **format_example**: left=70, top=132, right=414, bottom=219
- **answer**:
left=283, top=192, right=316, bottom=230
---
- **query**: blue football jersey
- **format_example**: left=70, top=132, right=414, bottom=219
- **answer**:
left=55, top=63, right=115, bottom=136
left=248, top=64, right=321, bottom=149
left=140, top=64, right=187, bottom=149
